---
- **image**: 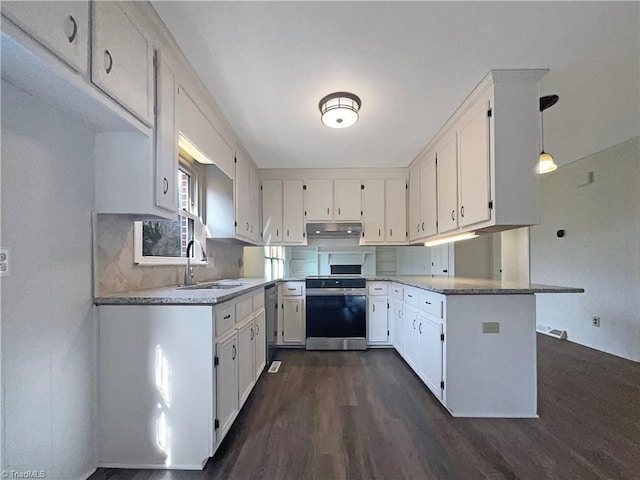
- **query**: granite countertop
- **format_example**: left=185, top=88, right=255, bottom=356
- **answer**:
left=373, top=276, right=584, bottom=295
left=94, top=275, right=583, bottom=306
left=94, top=277, right=277, bottom=306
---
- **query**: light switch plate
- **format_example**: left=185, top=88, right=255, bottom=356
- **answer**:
left=482, top=321, right=500, bottom=334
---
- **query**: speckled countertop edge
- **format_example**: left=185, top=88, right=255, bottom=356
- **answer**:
left=94, top=275, right=583, bottom=306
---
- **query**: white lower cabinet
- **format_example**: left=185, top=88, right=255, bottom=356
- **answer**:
left=254, top=310, right=267, bottom=379
left=368, top=298, right=389, bottom=344
left=278, top=281, right=305, bottom=345
left=237, top=318, right=255, bottom=408
left=402, top=305, right=418, bottom=369
left=416, top=313, right=444, bottom=400
left=215, top=330, right=238, bottom=444
left=391, top=298, right=403, bottom=352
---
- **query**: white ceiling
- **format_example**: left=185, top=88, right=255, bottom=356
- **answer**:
left=152, top=1, right=639, bottom=170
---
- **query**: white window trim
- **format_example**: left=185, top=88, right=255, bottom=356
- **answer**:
left=133, top=157, right=208, bottom=266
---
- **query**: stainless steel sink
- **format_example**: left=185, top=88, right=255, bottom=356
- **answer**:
left=178, top=281, right=248, bottom=290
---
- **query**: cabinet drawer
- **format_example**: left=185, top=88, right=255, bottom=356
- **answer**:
left=390, top=283, right=404, bottom=300
left=252, top=291, right=265, bottom=311
left=419, top=290, right=443, bottom=319
left=282, top=282, right=302, bottom=296
left=403, top=286, right=420, bottom=307
left=368, top=282, right=389, bottom=296
left=214, top=305, right=235, bottom=338
left=235, top=297, right=253, bottom=322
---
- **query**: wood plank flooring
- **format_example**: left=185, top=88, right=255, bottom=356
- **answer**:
left=90, top=335, right=640, bottom=480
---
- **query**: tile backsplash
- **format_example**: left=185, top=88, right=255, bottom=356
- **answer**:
left=95, top=214, right=244, bottom=295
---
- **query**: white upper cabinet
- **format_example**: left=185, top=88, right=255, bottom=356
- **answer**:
left=436, top=131, right=459, bottom=234
left=262, top=180, right=283, bottom=244
left=154, top=51, right=177, bottom=214
left=91, top=1, right=153, bottom=125
left=234, top=154, right=259, bottom=242
left=333, top=179, right=362, bottom=221
left=458, top=95, right=491, bottom=228
left=419, top=152, right=438, bottom=238
left=2, top=1, right=89, bottom=74
left=361, top=179, right=385, bottom=243
left=385, top=179, right=407, bottom=243
left=282, top=180, right=306, bottom=244
left=304, top=179, right=333, bottom=221
left=409, top=165, right=421, bottom=242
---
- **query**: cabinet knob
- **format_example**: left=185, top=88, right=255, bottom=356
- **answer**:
left=66, top=15, right=78, bottom=43
left=162, top=177, right=169, bottom=194
left=104, top=50, right=113, bottom=74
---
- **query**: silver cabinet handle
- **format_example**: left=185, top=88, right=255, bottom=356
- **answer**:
left=232, top=344, right=236, bottom=360
left=276, top=229, right=279, bottom=237
left=338, top=207, right=341, bottom=216
left=373, top=304, right=376, bottom=312
left=407, top=294, right=413, bottom=298
left=162, top=177, right=169, bottom=194
left=255, top=324, right=259, bottom=335
left=250, top=327, right=254, bottom=340
left=374, top=288, right=382, bottom=291
left=223, top=314, right=231, bottom=320
left=413, top=319, right=416, bottom=329
left=378, top=228, right=381, bottom=237
left=417, top=223, right=420, bottom=232
left=246, top=222, right=249, bottom=231
left=419, top=323, right=422, bottom=334
left=287, top=229, right=290, bottom=237
left=296, top=304, right=299, bottom=313
left=390, top=228, right=393, bottom=237
left=398, top=310, right=402, bottom=319
left=66, top=15, right=78, bottom=43
left=425, top=300, right=431, bottom=305
left=422, top=222, right=425, bottom=231
left=104, top=50, right=113, bottom=74
left=451, top=209, right=455, bottom=221
left=460, top=205, right=465, bottom=218
left=251, top=225, right=254, bottom=233
left=327, top=207, right=330, bottom=215
left=288, top=287, right=296, bottom=291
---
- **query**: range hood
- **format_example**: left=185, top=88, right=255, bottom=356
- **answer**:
left=306, top=222, right=362, bottom=239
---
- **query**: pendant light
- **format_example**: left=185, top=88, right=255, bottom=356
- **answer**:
left=319, top=92, right=361, bottom=128
left=538, top=94, right=559, bottom=174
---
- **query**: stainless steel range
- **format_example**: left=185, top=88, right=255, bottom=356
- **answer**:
left=305, top=276, right=367, bottom=350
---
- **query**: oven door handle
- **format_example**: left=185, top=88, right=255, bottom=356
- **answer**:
left=306, top=291, right=367, bottom=297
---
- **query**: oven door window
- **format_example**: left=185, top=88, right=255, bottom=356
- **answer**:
left=306, top=295, right=366, bottom=338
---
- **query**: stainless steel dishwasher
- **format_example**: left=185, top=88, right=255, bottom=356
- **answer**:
left=265, top=284, right=278, bottom=363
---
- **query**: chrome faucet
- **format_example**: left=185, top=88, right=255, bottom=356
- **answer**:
left=184, top=239, right=207, bottom=286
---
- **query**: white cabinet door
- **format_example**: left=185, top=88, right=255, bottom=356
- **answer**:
left=402, top=305, right=418, bottom=369
left=420, top=153, right=438, bottom=238
left=237, top=320, right=255, bottom=407
left=385, top=179, right=407, bottom=243
left=334, top=179, right=361, bottom=221
left=436, top=131, right=459, bottom=234
left=368, top=298, right=388, bottom=344
left=391, top=299, right=403, bottom=352
left=249, top=166, right=260, bottom=241
left=417, top=314, right=444, bottom=399
left=430, top=244, right=450, bottom=276
left=2, top=1, right=89, bottom=74
left=409, top=165, right=421, bottom=242
left=304, top=179, right=333, bottom=221
left=262, top=180, right=283, bottom=244
left=458, top=99, right=491, bottom=228
left=234, top=154, right=251, bottom=239
left=282, top=298, right=304, bottom=344
left=361, top=179, right=385, bottom=243
left=283, top=180, right=305, bottom=244
left=254, top=310, right=266, bottom=380
left=91, top=2, right=152, bottom=125
left=154, top=51, right=177, bottom=213
left=215, top=333, right=238, bottom=443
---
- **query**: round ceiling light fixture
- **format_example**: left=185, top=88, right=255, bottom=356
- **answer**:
left=319, top=92, right=361, bottom=129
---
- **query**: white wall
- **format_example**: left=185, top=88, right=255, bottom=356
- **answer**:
left=1, top=80, right=96, bottom=478
left=501, top=228, right=530, bottom=283
left=531, top=137, right=640, bottom=362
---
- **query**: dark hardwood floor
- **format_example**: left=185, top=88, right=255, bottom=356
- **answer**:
left=90, top=335, right=640, bottom=480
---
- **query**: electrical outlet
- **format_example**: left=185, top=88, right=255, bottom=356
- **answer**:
left=592, top=316, right=600, bottom=327
left=0, top=249, right=9, bottom=277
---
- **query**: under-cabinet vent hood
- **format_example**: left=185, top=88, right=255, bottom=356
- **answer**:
left=306, top=223, right=362, bottom=239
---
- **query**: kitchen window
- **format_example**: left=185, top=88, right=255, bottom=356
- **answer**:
left=134, top=158, right=207, bottom=265
left=264, top=246, right=284, bottom=280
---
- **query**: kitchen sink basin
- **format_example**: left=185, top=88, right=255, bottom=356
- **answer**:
left=179, top=281, right=248, bottom=290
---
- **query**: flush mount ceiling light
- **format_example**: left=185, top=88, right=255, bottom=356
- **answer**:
left=538, top=94, right=559, bottom=175
left=319, top=92, right=361, bottom=129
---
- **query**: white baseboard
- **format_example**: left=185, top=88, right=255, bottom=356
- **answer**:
left=97, top=461, right=205, bottom=470
left=80, top=468, right=97, bottom=480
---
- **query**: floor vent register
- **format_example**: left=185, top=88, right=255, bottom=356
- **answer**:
left=268, top=361, right=282, bottom=373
